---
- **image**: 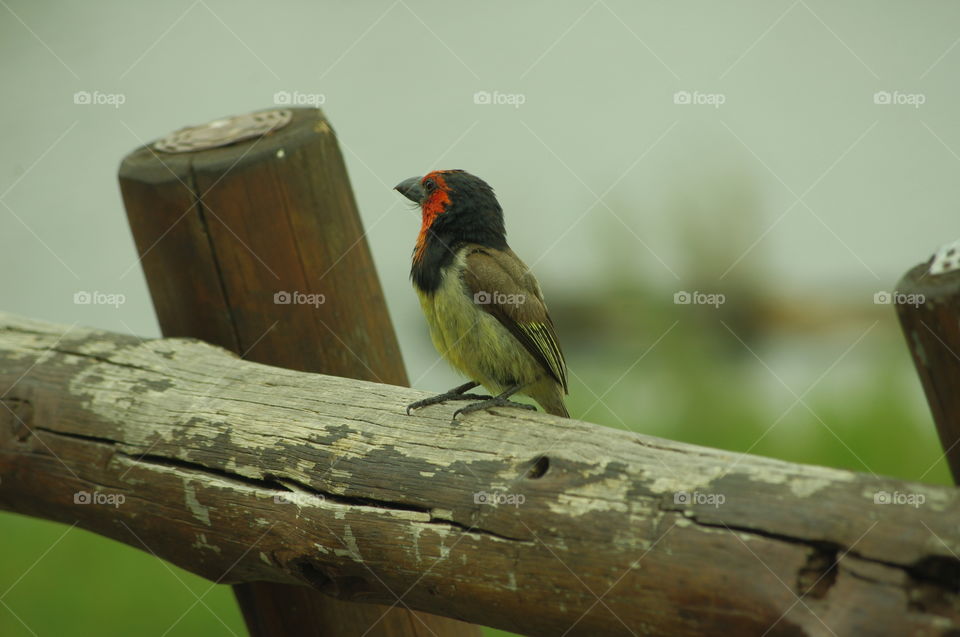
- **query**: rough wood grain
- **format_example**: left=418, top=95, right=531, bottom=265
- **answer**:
left=1, top=312, right=958, bottom=636
left=896, top=260, right=960, bottom=484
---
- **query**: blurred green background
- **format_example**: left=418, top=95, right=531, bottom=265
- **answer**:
left=1, top=0, right=957, bottom=635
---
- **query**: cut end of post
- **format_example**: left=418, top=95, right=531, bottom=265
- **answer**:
left=930, top=239, right=960, bottom=276
left=153, top=108, right=293, bottom=153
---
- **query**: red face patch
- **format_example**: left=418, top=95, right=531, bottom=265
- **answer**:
left=413, top=171, right=451, bottom=263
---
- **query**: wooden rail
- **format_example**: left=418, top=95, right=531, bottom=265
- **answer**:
left=1, top=311, right=957, bottom=636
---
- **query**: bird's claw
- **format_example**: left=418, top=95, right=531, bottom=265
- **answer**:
left=451, top=397, right=537, bottom=423
left=406, top=392, right=493, bottom=416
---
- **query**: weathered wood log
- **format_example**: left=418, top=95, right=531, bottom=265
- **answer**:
left=118, top=106, right=467, bottom=635
left=1, top=312, right=958, bottom=636
left=896, top=245, right=960, bottom=484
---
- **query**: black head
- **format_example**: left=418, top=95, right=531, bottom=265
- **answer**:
left=394, top=170, right=509, bottom=292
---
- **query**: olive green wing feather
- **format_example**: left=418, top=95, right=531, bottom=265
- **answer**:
left=462, top=247, right=568, bottom=392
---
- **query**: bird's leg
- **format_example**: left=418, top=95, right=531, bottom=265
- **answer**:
left=406, top=381, right=494, bottom=415
left=452, top=384, right=537, bottom=422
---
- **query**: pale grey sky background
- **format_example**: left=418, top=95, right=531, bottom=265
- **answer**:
left=1, top=0, right=958, bottom=390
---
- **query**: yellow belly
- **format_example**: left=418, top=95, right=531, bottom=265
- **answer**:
left=416, top=265, right=544, bottom=395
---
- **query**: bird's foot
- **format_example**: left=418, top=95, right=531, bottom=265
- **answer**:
left=452, top=397, right=537, bottom=423
left=406, top=392, right=493, bottom=416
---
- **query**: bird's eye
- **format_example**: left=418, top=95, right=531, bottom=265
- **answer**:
left=423, top=179, right=436, bottom=193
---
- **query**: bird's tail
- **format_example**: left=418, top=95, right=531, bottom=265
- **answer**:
left=544, top=400, right=570, bottom=418
left=530, top=381, right=569, bottom=418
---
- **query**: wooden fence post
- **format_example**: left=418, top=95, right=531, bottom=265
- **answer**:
left=895, top=242, right=960, bottom=484
left=118, top=107, right=480, bottom=636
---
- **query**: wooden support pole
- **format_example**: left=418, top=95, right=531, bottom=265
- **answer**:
left=118, top=107, right=478, bottom=636
left=1, top=312, right=959, bottom=636
left=895, top=244, right=960, bottom=483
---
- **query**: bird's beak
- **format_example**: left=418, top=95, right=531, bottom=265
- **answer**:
left=394, top=176, right=425, bottom=204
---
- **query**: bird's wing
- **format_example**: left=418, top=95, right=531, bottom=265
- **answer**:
left=462, top=246, right=568, bottom=392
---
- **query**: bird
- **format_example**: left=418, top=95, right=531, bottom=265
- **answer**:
left=394, top=169, right=569, bottom=422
